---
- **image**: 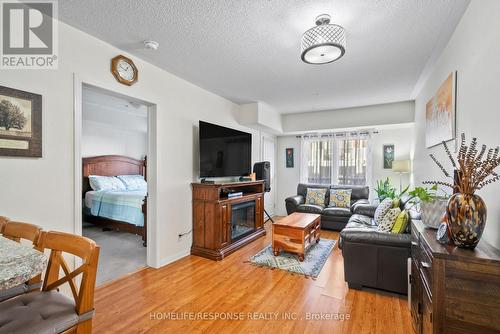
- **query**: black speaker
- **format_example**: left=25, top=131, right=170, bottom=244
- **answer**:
left=253, top=161, right=270, bottom=192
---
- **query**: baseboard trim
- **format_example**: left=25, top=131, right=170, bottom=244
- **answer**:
left=158, top=249, right=191, bottom=268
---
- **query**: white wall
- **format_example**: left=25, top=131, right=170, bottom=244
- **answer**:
left=275, top=125, right=414, bottom=215
left=281, top=101, right=414, bottom=133
left=276, top=135, right=301, bottom=216
left=238, top=102, right=283, bottom=134
left=0, top=21, right=270, bottom=267
left=371, top=125, right=414, bottom=198
left=82, top=120, right=147, bottom=160
left=413, top=0, right=500, bottom=250
left=82, top=92, right=148, bottom=160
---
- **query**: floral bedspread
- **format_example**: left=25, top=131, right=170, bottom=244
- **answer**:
left=0, top=236, right=47, bottom=290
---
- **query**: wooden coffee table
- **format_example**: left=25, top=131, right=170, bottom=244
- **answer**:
left=272, top=212, right=321, bottom=261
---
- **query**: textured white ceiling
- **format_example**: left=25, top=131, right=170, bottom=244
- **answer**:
left=59, top=0, right=469, bottom=114
left=83, top=86, right=148, bottom=117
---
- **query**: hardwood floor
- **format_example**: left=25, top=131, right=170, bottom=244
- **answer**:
left=93, top=219, right=412, bottom=334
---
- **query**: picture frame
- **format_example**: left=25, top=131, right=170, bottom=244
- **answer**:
left=383, top=144, right=394, bottom=169
left=285, top=148, right=294, bottom=168
left=425, top=71, right=457, bottom=148
left=0, top=85, right=42, bottom=157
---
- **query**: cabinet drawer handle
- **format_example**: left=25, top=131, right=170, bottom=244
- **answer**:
left=411, top=241, right=418, bottom=246
left=421, top=261, right=431, bottom=268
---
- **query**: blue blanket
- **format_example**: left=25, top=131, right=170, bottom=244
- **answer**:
left=90, top=190, right=146, bottom=227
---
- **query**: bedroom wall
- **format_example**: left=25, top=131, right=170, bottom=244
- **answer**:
left=413, top=0, right=500, bottom=250
left=82, top=92, right=148, bottom=160
left=82, top=120, right=147, bottom=160
left=0, top=20, right=272, bottom=267
left=275, top=125, right=414, bottom=216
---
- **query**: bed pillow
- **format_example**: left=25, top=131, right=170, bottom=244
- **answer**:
left=117, top=175, right=147, bottom=191
left=305, top=188, right=327, bottom=206
left=374, top=198, right=394, bottom=225
left=89, top=175, right=126, bottom=191
left=328, top=189, right=351, bottom=208
left=378, top=208, right=401, bottom=232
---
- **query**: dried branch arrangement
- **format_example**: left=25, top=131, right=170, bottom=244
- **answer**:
left=424, top=133, right=500, bottom=194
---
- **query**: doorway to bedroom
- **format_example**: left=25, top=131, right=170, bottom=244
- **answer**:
left=81, top=84, right=149, bottom=285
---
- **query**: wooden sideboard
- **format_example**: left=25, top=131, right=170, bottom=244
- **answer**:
left=410, top=220, right=500, bottom=334
left=191, top=181, right=266, bottom=260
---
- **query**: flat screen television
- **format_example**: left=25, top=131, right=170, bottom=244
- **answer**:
left=199, top=121, right=252, bottom=178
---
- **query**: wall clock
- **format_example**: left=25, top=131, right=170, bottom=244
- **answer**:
left=111, top=55, right=138, bottom=86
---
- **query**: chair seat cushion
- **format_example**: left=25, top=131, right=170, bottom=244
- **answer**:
left=323, top=207, right=352, bottom=217
left=0, top=283, right=28, bottom=302
left=0, top=291, right=78, bottom=334
left=296, top=204, right=324, bottom=214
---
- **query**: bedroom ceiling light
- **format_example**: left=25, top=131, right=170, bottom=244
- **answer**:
left=144, top=40, right=159, bottom=50
left=301, top=14, right=346, bottom=64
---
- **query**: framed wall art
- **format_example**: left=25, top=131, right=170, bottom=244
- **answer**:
left=286, top=148, right=294, bottom=168
left=0, top=85, right=42, bottom=157
left=383, top=144, right=394, bottom=169
left=426, top=71, right=456, bottom=148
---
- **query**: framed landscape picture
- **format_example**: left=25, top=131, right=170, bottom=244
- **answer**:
left=286, top=148, right=294, bottom=168
left=426, top=71, right=456, bottom=148
left=383, top=144, right=394, bottom=169
left=0, top=86, right=42, bottom=157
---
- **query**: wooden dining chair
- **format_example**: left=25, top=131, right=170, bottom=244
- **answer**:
left=2, top=221, right=43, bottom=249
left=0, top=221, right=44, bottom=302
left=0, top=231, right=100, bottom=334
left=0, top=216, right=9, bottom=234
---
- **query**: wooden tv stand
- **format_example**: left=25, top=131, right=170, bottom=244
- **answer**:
left=191, top=181, right=266, bottom=260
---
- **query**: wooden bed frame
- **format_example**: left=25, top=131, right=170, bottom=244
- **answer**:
left=82, top=155, right=147, bottom=246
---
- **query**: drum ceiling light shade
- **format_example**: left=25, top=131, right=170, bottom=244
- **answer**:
left=301, top=14, right=346, bottom=64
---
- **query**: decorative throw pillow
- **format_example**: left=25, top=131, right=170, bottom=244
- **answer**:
left=391, top=210, right=409, bottom=233
left=305, top=188, right=327, bottom=206
left=89, top=175, right=126, bottom=191
left=374, top=198, right=394, bottom=225
left=329, top=189, right=352, bottom=208
left=378, top=208, right=401, bottom=232
left=392, top=198, right=401, bottom=208
left=117, top=175, right=147, bottom=191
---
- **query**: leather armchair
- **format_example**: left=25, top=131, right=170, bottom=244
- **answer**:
left=339, top=194, right=419, bottom=295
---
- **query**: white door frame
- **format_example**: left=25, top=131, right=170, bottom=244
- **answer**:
left=261, top=134, right=277, bottom=216
left=73, top=74, right=160, bottom=268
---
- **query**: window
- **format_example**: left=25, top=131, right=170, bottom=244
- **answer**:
left=305, top=140, right=333, bottom=184
left=300, top=135, right=371, bottom=186
left=338, top=139, right=368, bottom=185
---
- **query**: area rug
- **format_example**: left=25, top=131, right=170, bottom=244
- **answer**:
left=248, top=239, right=336, bottom=278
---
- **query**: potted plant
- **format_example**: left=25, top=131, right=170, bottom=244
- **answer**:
left=425, top=134, right=500, bottom=248
left=374, top=177, right=396, bottom=201
left=409, top=185, right=449, bottom=229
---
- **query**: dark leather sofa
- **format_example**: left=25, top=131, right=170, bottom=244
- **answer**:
left=339, top=195, right=420, bottom=295
left=285, top=183, right=370, bottom=231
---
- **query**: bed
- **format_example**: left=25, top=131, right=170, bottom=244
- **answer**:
left=82, top=155, right=147, bottom=246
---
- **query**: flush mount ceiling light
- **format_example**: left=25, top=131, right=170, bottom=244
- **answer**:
left=301, top=14, right=346, bottom=64
left=144, top=40, right=159, bottom=50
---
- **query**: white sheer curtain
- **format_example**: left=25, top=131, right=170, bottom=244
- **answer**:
left=299, top=131, right=373, bottom=186
left=335, top=131, right=372, bottom=186
left=300, top=137, right=335, bottom=184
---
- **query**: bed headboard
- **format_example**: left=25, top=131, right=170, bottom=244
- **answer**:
left=82, top=155, right=147, bottom=195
